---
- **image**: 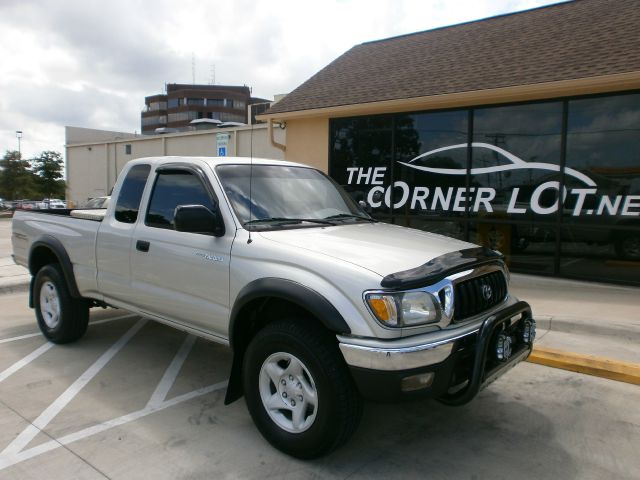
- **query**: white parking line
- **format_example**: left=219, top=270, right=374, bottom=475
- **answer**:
left=1, top=318, right=147, bottom=457
left=0, top=342, right=54, bottom=383
left=0, top=332, right=42, bottom=345
left=0, top=380, right=228, bottom=471
left=147, top=334, right=197, bottom=408
left=0, top=314, right=137, bottom=344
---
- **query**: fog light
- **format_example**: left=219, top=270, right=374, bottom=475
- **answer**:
left=496, top=333, right=512, bottom=361
left=522, top=319, right=536, bottom=345
left=401, top=372, right=435, bottom=392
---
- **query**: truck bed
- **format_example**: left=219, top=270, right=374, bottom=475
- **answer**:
left=11, top=209, right=103, bottom=295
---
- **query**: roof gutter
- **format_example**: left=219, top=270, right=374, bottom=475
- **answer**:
left=256, top=71, right=640, bottom=121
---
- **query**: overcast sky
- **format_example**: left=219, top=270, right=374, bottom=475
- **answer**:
left=0, top=0, right=562, bottom=160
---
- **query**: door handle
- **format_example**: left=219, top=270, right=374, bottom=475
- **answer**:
left=136, top=240, right=150, bottom=252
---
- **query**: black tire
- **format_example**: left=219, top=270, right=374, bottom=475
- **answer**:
left=614, top=231, right=640, bottom=260
left=243, top=319, right=362, bottom=459
left=33, top=264, right=89, bottom=344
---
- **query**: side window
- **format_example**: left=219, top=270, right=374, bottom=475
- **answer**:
left=115, top=164, right=151, bottom=223
left=145, top=170, right=216, bottom=230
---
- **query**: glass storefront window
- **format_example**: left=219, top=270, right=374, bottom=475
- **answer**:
left=330, top=116, right=393, bottom=221
left=328, top=91, right=640, bottom=285
left=471, top=102, right=563, bottom=222
left=560, top=93, right=640, bottom=278
left=394, top=110, right=468, bottom=229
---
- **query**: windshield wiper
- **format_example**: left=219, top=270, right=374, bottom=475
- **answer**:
left=244, top=217, right=336, bottom=227
left=323, top=213, right=376, bottom=222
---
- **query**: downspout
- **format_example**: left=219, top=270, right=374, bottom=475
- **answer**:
left=268, top=118, right=286, bottom=152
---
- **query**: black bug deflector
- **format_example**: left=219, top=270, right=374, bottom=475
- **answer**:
left=380, top=247, right=504, bottom=290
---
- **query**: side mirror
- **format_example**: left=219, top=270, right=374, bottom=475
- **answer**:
left=174, top=204, right=225, bottom=237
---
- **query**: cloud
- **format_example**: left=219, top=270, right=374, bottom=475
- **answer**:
left=0, top=0, right=562, bottom=159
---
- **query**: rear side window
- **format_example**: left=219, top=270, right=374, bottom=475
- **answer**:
left=115, top=164, right=151, bottom=223
left=145, top=170, right=215, bottom=230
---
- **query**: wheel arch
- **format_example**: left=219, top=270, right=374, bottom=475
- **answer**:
left=28, top=236, right=82, bottom=307
left=224, top=278, right=351, bottom=405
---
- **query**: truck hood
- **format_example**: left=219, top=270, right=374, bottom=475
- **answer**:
left=258, top=222, right=476, bottom=278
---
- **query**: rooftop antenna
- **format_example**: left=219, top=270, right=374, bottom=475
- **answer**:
left=191, top=53, right=196, bottom=84
left=209, top=64, right=216, bottom=85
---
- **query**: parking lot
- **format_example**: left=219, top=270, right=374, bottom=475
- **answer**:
left=0, top=292, right=638, bottom=479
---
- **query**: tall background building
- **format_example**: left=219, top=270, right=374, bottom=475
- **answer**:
left=141, top=84, right=269, bottom=134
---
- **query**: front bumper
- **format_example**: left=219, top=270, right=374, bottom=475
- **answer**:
left=338, top=301, right=535, bottom=403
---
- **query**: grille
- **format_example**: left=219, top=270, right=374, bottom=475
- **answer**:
left=454, top=270, right=507, bottom=321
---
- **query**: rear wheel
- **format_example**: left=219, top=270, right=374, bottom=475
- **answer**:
left=243, top=319, right=362, bottom=459
left=615, top=232, right=640, bottom=260
left=34, top=264, right=89, bottom=344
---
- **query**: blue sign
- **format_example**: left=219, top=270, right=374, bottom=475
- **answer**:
left=218, top=147, right=226, bottom=157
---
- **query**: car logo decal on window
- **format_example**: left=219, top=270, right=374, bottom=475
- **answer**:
left=397, top=142, right=596, bottom=187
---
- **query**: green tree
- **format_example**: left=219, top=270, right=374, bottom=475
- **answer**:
left=31, top=150, right=66, bottom=200
left=0, top=150, right=36, bottom=200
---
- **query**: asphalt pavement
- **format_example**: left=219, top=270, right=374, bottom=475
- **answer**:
left=1, top=294, right=639, bottom=479
left=1, top=216, right=639, bottom=478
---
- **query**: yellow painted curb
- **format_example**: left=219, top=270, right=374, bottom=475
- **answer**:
left=527, top=346, right=640, bottom=386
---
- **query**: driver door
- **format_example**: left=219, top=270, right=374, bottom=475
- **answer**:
left=130, top=164, right=233, bottom=338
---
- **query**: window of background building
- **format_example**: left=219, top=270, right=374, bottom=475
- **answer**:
left=147, top=101, right=167, bottom=111
left=167, top=98, right=179, bottom=108
left=187, top=98, right=204, bottom=106
left=207, top=98, right=224, bottom=107
left=142, top=116, right=162, bottom=127
left=220, top=112, right=245, bottom=122
left=561, top=92, right=640, bottom=282
left=125, top=144, right=132, bottom=155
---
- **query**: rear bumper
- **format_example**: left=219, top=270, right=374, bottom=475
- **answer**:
left=339, top=301, right=535, bottom=403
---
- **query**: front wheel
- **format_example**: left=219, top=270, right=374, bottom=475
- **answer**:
left=243, top=319, right=362, bottom=459
left=34, top=264, right=89, bottom=344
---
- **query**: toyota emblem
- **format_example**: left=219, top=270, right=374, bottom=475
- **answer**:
left=482, top=284, right=492, bottom=300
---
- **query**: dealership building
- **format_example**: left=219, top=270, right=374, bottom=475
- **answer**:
left=260, top=0, right=640, bottom=285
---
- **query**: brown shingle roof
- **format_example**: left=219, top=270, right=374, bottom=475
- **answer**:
left=266, top=0, right=640, bottom=115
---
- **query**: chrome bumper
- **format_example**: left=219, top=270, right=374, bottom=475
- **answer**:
left=338, top=323, right=480, bottom=371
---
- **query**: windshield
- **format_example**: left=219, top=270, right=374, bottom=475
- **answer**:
left=216, top=164, right=370, bottom=229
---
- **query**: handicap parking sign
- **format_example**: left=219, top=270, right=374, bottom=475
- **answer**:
left=218, top=147, right=226, bottom=157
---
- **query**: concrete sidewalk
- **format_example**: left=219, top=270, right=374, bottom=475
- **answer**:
left=1, top=217, right=638, bottom=383
left=510, top=274, right=640, bottom=385
left=0, top=218, right=29, bottom=294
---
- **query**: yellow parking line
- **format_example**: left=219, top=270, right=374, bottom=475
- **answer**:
left=528, top=346, right=640, bottom=386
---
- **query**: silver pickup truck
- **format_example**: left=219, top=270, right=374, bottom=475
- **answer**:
left=12, top=156, right=536, bottom=458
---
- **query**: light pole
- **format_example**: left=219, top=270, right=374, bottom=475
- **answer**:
left=16, top=130, right=22, bottom=157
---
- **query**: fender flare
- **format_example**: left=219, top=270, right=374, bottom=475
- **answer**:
left=229, top=277, right=351, bottom=346
left=28, top=235, right=82, bottom=301
left=225, top=277, right=351, bottom=405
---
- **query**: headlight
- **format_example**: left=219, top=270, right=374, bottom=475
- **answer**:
left=365, top=291, right=440, bottom=327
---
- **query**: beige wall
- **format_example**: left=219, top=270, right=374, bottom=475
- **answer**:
left=283, top=117, right=329, bottom=172
left=65, top=125, right=285, bottom=206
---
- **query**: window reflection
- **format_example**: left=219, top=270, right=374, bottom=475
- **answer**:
left=328, top=92, right=640, bottom=285
left=472, top=102, right=563, bottom=221
left=395, top=110, right=468, bottom=226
